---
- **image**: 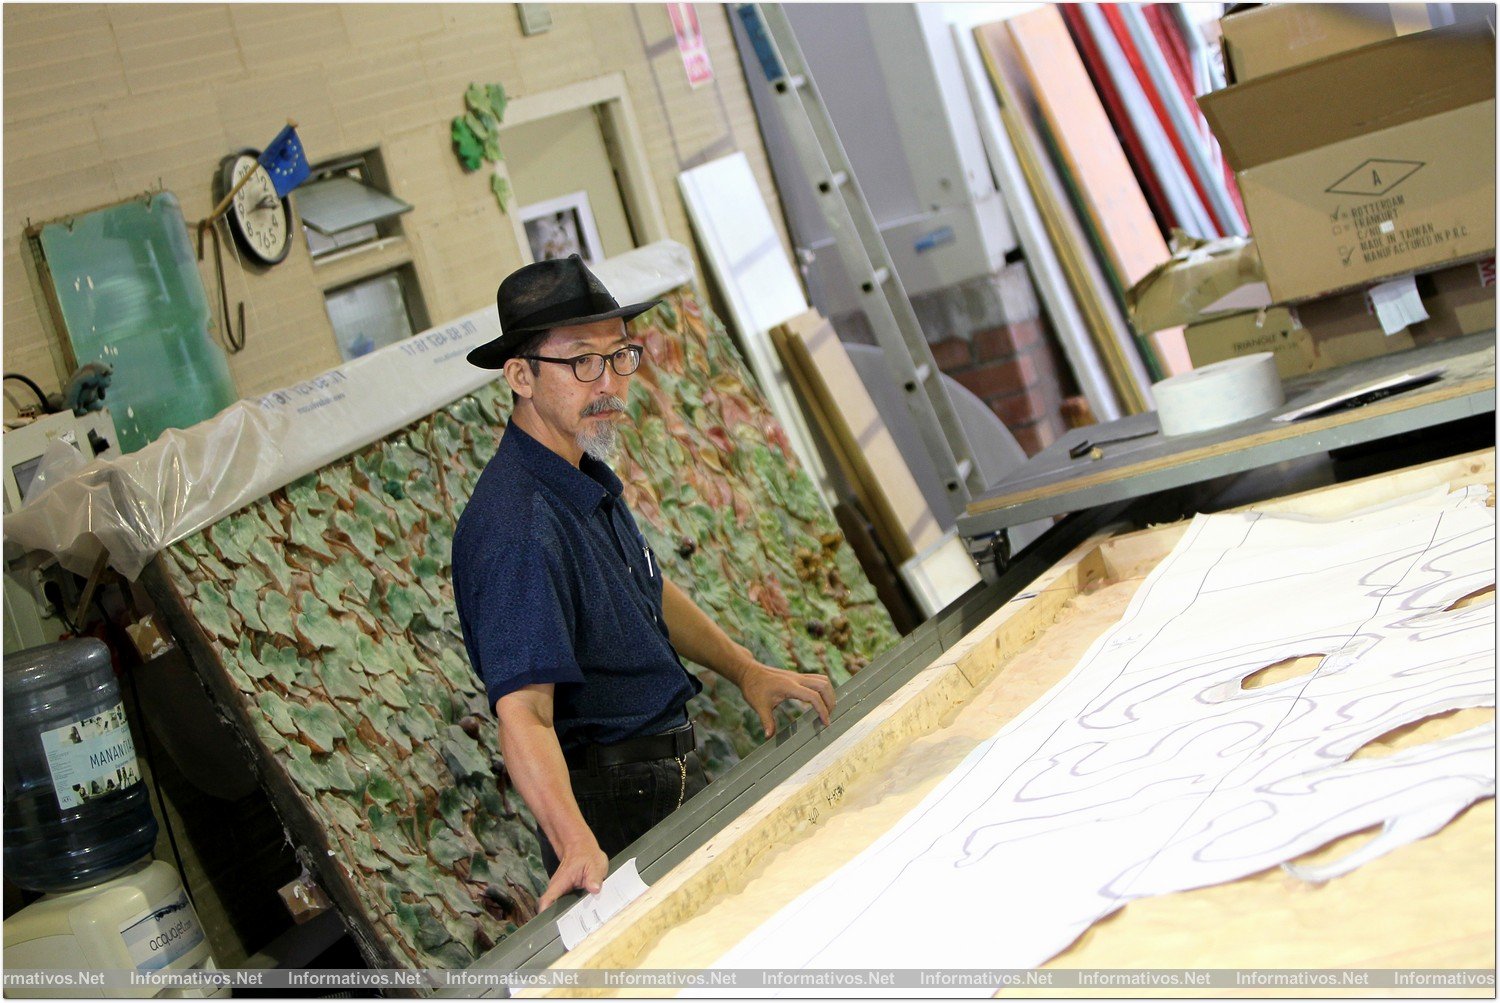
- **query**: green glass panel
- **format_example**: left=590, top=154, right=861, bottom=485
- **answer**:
left=38, top=192, right=237, bottom=452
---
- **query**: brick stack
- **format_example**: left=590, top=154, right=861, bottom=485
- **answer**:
left=932, top=317, right=1066, bottom=457
left=831, top=261, right=1071, bottom=458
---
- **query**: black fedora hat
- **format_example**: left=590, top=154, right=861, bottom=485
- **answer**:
left=467, top=254, right=661, bottom=369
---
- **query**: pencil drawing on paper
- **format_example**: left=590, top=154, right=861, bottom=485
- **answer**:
left=711, top=485, right=1496, bottom=980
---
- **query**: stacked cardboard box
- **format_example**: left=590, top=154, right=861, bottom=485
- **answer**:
left=1128, top=235, right=1494, bottom=378
left=1183, top=258, right=1495, bottom=377
left=1199, top=17, right=1495, bottom=305
left=1419, top=258, right=1498, bottom=342
left=1219, top=3, right=1435, bottom=83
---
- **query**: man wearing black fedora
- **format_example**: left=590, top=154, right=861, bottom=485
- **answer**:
left=452, top=255, right=836, bottom=911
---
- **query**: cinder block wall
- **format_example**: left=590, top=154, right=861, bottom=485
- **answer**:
left=3, top=3, right=786, bottom=417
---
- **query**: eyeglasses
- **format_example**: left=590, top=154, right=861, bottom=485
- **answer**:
left=521, top=344, right=644, bottom=383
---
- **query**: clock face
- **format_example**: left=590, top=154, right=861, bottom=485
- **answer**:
left=221, top=153, right=292, bottom=265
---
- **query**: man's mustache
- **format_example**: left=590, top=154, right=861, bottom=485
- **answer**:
left=581, top=395, right=627, bottom=418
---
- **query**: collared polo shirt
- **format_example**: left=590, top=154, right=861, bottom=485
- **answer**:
left=451, top=421, right=701, bottom=750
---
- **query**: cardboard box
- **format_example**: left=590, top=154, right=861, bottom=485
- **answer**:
left=1297, top=286, right=1417, bottom=366
left=1199, top=24, right=1496, bottom=304
left=1413, top=257, right=1497, bottom=342
left=1127, top=232, right=1271, bottom=334
left=1185, top=288, right=1411, bottom=379
left=1184, top=307, right=1318, bottom=378
left=1184, top=259, right=1492, bottom=376
left=1221, top=4, right=1434, bottom=83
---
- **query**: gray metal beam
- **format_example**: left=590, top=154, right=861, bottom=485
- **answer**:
left=958, top=333, right=1496, bottom=539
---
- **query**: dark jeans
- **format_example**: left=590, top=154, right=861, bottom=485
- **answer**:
left=538, top=750, right=708, bottom=875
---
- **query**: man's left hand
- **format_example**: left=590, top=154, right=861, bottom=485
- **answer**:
left=738, top=664, right=835, bottom=738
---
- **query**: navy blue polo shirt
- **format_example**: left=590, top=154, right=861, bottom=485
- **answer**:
left=451, top=421, right=701, bottom=751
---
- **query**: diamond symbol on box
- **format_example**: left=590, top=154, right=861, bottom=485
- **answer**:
left=1325, top=159, right=1425, bottom=197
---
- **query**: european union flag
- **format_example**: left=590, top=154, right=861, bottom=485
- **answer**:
left=258, top=124, right=310, bottom=198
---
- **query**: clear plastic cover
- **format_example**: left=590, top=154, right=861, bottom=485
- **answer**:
left=4, top=240, right=697, bottom=580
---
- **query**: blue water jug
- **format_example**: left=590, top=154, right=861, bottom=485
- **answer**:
left=3, top=638, right=159, bottom=892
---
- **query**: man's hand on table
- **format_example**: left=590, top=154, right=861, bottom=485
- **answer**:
left=738, top=662, right=836, bottom=738
left=539, top=837, right=609, bottom=911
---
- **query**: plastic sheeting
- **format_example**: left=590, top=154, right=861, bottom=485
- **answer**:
left=4, top=241, right=696, bottom=581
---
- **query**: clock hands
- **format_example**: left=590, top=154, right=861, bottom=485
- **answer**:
left=218, top=151, right=291, bottom=266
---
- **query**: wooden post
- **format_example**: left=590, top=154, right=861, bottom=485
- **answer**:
left=207, top=168, right=259, bottom=223
left=72, top=548, right=110, bottom=628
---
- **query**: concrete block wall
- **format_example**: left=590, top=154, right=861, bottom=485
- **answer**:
left=3, top=3, right=787, bottom=417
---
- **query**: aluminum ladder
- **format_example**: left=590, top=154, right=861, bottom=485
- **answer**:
left=736, top=3, right=986, bottom=515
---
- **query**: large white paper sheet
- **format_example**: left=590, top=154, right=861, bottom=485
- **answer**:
left=708, top=486, right=1496, bottom=985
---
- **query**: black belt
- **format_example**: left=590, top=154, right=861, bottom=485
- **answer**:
left=564, top=724, right=695, bottom=772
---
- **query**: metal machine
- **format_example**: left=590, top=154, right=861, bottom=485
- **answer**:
left=454, top=332, right=1495, bottom=983
left=3, top=407, right=118, bottom=514
left=447, top=51, right=1497, bottom=964
left=956, top=335, right=1497, bottom=579
left=3, top=408, right=120, bottom=654
left=3, top=860, right=224, bottom=998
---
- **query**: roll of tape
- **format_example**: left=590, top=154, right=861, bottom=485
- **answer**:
left=1153, top=353, right=1284, bottom=437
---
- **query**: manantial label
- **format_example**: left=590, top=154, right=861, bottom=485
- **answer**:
left=38, top=703, right=141, bottom=810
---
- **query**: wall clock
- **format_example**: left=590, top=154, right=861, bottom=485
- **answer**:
left=215, top=151, right=293, bottom=265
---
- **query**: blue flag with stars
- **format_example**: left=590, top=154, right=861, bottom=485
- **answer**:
left=258, top=125, right=310, bottom=198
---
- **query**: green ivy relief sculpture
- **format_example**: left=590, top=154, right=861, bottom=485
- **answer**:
left=450, top=82, right=512, bottom=212
left=160, top=285, right=898, bottom=969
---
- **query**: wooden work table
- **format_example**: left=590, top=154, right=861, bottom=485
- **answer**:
left=477, top=451, right=1495, bottom=997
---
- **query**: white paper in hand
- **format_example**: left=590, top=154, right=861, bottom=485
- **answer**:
left=556, top=858, right=650, bottom=951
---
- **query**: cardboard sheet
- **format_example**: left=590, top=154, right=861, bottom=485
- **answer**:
left=948, top=13, right=1123, bottom=422
left=1005, top=6, right=1191, bottom=376
left=973, top=18, right=1156, bottom=409
left=776, top=311, right=943, bottom=564
left=1127, top=233, right=1270, bottom=335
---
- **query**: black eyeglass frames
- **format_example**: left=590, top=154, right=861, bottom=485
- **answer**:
left=521, top=344, right=644, bottom=383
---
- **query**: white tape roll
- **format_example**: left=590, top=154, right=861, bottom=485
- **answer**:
left=1153, top=353, right=1284, bottom=437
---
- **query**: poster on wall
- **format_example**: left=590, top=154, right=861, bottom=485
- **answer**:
left=667, top=3, right=715, bottom=88
left=520, top=191, right=603, bottom=266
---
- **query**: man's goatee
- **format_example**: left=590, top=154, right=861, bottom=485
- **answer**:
left=577, top=421, right=620, bottom=462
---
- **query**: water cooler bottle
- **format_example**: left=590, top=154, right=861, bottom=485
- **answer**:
left=3, top=638, right=223, bottom=997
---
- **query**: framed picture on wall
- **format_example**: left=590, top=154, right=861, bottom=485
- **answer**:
left=520, top=191, right=603, bottom=266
